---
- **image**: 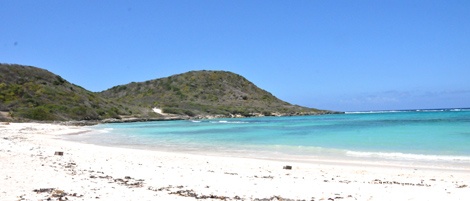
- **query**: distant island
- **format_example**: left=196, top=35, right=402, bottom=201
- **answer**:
left=0, top=63, right=340, bottom=122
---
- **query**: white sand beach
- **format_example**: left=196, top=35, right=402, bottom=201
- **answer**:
left=1, top=123, right=469, bottom=201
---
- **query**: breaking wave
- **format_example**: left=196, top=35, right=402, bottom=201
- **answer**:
left=345, top=108, right=470, bottom=114
left=346, top=151, right=470, bottom=162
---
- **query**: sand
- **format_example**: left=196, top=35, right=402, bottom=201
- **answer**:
left=1, top=123, right=469, bottom=201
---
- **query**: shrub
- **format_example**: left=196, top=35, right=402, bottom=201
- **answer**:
left=53, top=76, right=66, bottom=85
left=18, top=106, right=55, bottom=120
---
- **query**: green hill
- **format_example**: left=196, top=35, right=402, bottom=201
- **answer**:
left=100, top=70, right=334, bottom=118
left=0, top=64, right=337, bottom=122
left=0, top=64, right=137, bottom=121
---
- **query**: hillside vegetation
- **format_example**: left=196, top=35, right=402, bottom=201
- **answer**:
left=100, top=70, right=332, bottom=117
left=0, top=64, right=140, bottom=121
left=1, top=64, right=337, bottom=122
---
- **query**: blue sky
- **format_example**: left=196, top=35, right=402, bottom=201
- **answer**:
left=1, top=1, right=469, bottom=111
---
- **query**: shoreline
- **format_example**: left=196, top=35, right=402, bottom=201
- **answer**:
left=65, top=124, right=470, bottom=172
left=1, top=110, right=343, bottom=126
left=64, top=136, right=470, bottom=173
left=1, top=123, right=470, bottom=200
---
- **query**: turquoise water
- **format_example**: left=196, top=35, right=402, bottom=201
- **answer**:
left=68, top=109, right=470, bottom=166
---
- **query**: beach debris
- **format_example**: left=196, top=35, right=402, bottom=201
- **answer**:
left=369, top=179, right=431, bottom=187
left=54, top=151, right=64, bottom=156
left=76, top=165, right=146, bottom=188
left=83, top=170, right=144, bottom=188
left=148, top=185, right=184, bottom=192
left=112, top=177, right=144, bottom=188
left=253, top=195, right=297, bottom=201
left=169, top=189, right=232, bottom=200
left=148, top=185, right=242, bottom=200
left=51, top=189, right=66, bottom=197
left=254, top=175, right=274, bottom=179
left=63, top=162, right=76, bottom=169
left=198, top=194, right=230, bottom=200
left=99, top=175, right=113, bottom=179
left=457, top=184, right=468, bottom=188
left=32, top=188, right=82, bottom=200
left=149, top=185, right=300, bottom=201
left=224, top=172, right=238, bottom=175
left=33, top=188, right=55, bottom=193
left=169, top=189, right=198, bottom=197
left=283, top=165, right=292, bottom=170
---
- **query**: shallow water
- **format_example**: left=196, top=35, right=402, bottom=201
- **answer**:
left=66, top=108, right=470, bottom=168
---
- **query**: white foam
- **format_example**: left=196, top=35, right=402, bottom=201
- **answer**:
left=346, top=151, right=470, bottom=162
left=209, top=120, right=248, bottom=124
left=345, top=108, right=470, bottom=114
left=90, top=127, right=114, bottom=134
left=345, top=110, right=406, bottom=114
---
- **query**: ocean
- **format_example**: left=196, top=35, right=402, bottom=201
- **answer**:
left=66, top=108, right=470, bottom=168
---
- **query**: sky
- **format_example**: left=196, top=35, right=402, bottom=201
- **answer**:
left=1, top=0, right=469, bottom=112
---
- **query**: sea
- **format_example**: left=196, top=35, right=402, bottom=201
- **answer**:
left=65, top=108, right=470, bottom=169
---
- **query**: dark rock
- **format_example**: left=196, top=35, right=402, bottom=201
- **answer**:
left=283, top=165, right=292, bottom=170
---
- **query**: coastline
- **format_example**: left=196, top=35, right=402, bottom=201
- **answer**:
left=1, top=123, right=469, bottom=200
